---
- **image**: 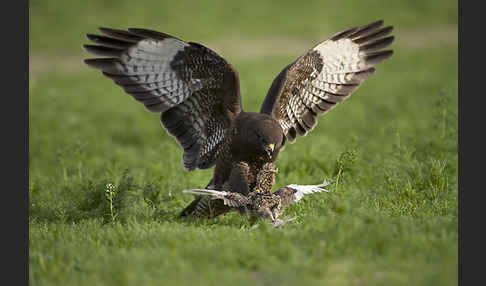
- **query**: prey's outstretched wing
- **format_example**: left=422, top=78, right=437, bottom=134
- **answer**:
left=182, top=189, right=249, bottom=208
left=84, top=28, right=241, bottom=171
left=274, top=179, right=331, bottom=207
left=260, top=20, right=394, bottom=143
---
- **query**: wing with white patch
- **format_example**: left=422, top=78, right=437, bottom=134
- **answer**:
left=274, top=179, right=331, bottom=206
left=84, top=28, right=242, bottom=171
left=182, top=189, right=249, bottom=208
left=260, top=20, right=394, bottom=143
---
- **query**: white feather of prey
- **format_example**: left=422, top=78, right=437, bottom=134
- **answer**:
left=287, top=178, right=332, bottom=202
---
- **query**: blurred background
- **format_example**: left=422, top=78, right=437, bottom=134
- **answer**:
left=30, top=0, right=457, bottom=285
left=31, top=0, right=457, bottom=72
left=29, top=0, right=457, bottom=180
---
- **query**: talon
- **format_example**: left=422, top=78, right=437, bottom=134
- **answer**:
left=273, top=217, right=296, bottom=227
left=272, top=219, right=285, bottom=227
left=254, top=187, right=264, bottom=193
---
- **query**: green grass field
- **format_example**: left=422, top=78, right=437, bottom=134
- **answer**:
left=29, top=0, right=458, bottom=285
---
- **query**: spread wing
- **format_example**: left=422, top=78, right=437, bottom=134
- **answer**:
left=182, top=189, right=249, bottom=208
left=84, top=28, right=242, bottom=171
left=260, top=20, right=394, bottom=143
left=274, top=179, right=331, bottom=207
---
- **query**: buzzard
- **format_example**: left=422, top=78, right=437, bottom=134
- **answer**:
left=84, top=20, right=394, bottom=221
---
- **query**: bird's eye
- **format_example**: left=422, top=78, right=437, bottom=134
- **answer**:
left=255, top=132, right=262, bottom=140
left=255, top=132, right=267, bottom=145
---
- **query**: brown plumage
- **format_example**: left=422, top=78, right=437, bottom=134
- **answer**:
left=84, top=20, right=394, bottom=220
left=183, top=180, right=331, bottom=226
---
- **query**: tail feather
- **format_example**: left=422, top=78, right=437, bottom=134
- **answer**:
left=182, top=189, right=228, bottom=197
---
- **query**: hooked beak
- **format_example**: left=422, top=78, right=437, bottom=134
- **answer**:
left=265, top=143, right=275, bottom=158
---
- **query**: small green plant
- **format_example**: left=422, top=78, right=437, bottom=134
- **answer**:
left=105, top=183, right=117, bottom=222
left=55, top=208, right=68, bottom=224
left=142, top=182, right=161, bottom=209
left=142, top=182, right=163, bottom=219
left=56, top=148, right=69, bottom=184
left=333, top=149, right=358, bottom=191
left=434, top=90, right=457, bottom=140
left=55, top=141, right=86, bottom=185
left=73, top=140, right=86, bottom=181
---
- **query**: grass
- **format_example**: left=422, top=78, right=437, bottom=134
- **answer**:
left=30, top=0, right=458, bottom=285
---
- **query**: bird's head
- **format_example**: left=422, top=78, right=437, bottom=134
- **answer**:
left=254, top=130, right=278, bottom=159
left=233, top=113, right=285, bottom=162
left=233, top=113, right=285, bottom=161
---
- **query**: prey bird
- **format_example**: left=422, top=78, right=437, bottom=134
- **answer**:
left=83, top=20, right=394, bottom=220
left=183, top=179, right=331, bottom=227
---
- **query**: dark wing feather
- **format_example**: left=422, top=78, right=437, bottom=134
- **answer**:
left=223, top=193, right=250, bottom=208
left=84, top=27, right=242, bottom=171
left=260, top=20, right=394, bottom=143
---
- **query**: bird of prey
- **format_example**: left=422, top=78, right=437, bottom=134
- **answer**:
left=183, top=179, right=331, bottom=227
left=84, top=20, right=394, bottom=220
